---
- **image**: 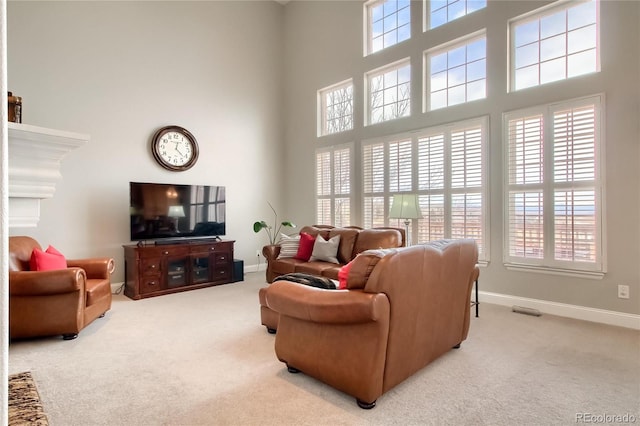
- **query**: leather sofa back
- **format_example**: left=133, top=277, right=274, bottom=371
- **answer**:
left=353, top=228, right=403, bottom=256
left=298, top=225, right=361, bottom=264
left=8, top=236, right=41, bottom=272
left=364, top=239, right=479, bottom=392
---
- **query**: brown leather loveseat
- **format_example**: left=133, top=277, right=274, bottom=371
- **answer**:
left=9, top=236, right=115, bottom=340
left=259, top=225, right=405, bottom=332
left=263, top=239, right=479, bottom=408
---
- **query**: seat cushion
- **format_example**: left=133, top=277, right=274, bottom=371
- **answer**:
left=86, top=278, right=111, bottom=306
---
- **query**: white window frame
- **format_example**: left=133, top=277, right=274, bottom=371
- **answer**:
left=364, top=0, right=411, bottom=56
left=361, top=116, right=489, bottom=262
left=508, top=0, right=600, bottom=92
left=366, top=58, right=412, bottom=126
left=503, top=94, right=606, bottom=278
left=423, top=30, right=487, bottom=112
left=425, top=0, right=487, bottom=31
left=318, top=79, right=354, bottom=137
left=316, top=144, right=353, bottom=227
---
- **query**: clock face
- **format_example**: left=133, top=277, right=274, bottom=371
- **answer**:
left=151, top=126, right=199, bottom=171
left=158, top=131, right=192, bottom=166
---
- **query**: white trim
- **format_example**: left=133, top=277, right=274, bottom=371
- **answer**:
left=504, top=262, right=604, bottom=279
left=479, top=291, right=640, bottom=330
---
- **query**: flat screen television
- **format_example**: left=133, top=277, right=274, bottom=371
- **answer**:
left=129, top=182, right=226, bottom=243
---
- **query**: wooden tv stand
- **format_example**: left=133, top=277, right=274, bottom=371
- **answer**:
left=123, top=239, right=235, bottom=300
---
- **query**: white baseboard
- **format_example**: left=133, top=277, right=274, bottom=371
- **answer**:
left=478, top=291, right=640, bottom=330
left=245, top=263, right=266, bottom=273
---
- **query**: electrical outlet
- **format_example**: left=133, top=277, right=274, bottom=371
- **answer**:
left=256, top=249, right=261, bottom=258
left=618, top=284, right=630, bottom=299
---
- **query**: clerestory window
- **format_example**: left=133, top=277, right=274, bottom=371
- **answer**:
left=510, top=0, right=599, bottom=91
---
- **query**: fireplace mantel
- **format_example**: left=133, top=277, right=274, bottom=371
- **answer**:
left=8, top=122, right=89, bottom=227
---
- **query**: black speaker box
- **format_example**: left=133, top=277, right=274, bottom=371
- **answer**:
left=232, top=259, right=244, bottom=282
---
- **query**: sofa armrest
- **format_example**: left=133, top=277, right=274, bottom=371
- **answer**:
left=9, top=268, right=86, bottom=296
left=262, top=245, right=280, bottom=262
left=265, top=281, right=389, bottom=325
left=67, top=257, right=115, bottom=279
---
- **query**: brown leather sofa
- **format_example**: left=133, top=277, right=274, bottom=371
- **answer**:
left=259, top=225, right=405, bottom=332
left=263, top=239, right=479, bottom=408
left=8, top=236, right=115, bottom=340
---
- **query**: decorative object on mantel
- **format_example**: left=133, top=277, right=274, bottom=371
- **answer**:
left=253, top=201, right=296, bottom=245
left=389, top=193, right=422, bottom=246
left=151, top=125, right=199, bottom=171
left=8, top=91, right=22, bottom=123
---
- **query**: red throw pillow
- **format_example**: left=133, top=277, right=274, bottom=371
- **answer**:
left=30, top=245, right=68, bottom=271
left=337, top=259, right=354, bottom=289
left=295, top=232, right=316, bottom=261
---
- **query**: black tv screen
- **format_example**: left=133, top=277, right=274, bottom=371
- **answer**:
left=129, top=182, right=226, bottom=242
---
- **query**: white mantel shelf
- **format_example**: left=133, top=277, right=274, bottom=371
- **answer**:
left=8, top=122, right=89, bottom=227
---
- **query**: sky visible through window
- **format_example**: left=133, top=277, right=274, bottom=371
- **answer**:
left=369, top=61, right=411, bottom=124
left=370, top=0, right=411, bottom=54
left=512, top=0, right=598, bottom=90
left=429, top=0, right=486, bottom=29
left=428, top=34, right=486, bottom=110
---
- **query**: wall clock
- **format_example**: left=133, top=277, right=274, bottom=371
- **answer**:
left=151, top=125, right=199, bottom=171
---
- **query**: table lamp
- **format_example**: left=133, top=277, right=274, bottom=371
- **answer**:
left=168, top=205, right=186, bottom=233
left=389, top=194, right=422, bottom=246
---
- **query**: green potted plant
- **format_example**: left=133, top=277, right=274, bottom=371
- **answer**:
left=253, top=202, right=296, bottom=245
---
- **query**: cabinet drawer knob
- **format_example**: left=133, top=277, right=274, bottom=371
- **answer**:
left=220, top=256, right=226, bottom=260
left=163, top=251, right=169, bottom=255
left=149, top=281, right=157, bottom=286
left=210, top=247, right=215, bottom=251
left=150, top=265, right=156, bottom=269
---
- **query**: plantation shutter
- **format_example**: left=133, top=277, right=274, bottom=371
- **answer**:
left=315, top=146, right=352, bottom=227
left=504, top=96, right=602, bottom=272
left=333, top=148, right=351, bottom=227
left=506, top=114, right=545, bottom=260
left=316, top=151, right=332, bottom=225
left=450, top=126, right=484, bottom=253
left=417, top=133, right=445, bottom=242
left=552, top=103, right=597, bottom=263
left=363, top=142, right=386, bottom=228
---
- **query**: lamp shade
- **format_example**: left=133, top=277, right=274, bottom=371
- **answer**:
left=167, top=205, right=186, bottom=218
left=389, top=194, right=422, bottom=220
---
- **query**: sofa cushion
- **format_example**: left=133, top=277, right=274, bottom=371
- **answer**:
left=329, top=228, right=360, bottom=264
left=295, top=261, right=338, bottom=277
left=295, top=232, right=316, bottom=261
left=345, top=249, right=391, bottom=289
left=354, top=228, right=403, bottom=255
left=310, top=235, right=341, bottom=264
left=29, top=246, right=67, bottom=271
left=277, top=234, right=300, bottom=259
left=85, top=278, right=111, bottom=306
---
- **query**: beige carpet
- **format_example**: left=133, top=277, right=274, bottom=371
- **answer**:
left=8, top=271, right=640, bottom=426
left=8, top=371, right=49, bottom=425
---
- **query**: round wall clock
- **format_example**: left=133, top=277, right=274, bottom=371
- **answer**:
left=151, top=125, right=199, bottom=171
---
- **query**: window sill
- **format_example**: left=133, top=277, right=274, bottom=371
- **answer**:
left=504, top=263, right=605, bottom=280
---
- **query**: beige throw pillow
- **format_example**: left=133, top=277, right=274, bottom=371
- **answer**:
left=309, top=234, right=341, bottom=264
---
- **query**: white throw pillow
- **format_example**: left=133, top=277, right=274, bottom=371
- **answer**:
left=277, top=234, right=301, bottom=259
left=309, top=234, right=341, bottom=264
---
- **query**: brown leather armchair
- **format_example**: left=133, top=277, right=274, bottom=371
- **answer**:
left=8, top=236, right=114, bottom=340
left=264, top=239, right=479, bottom=409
